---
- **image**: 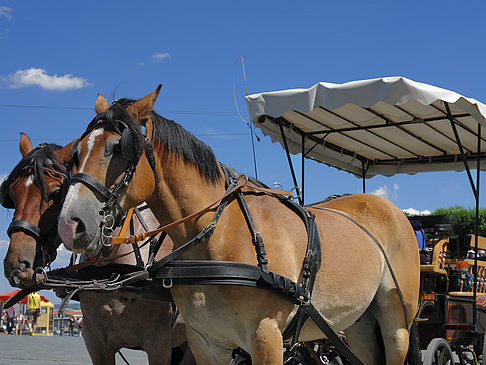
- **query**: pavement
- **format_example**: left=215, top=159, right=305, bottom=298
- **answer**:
left=0, top=334, right=149, bottom=364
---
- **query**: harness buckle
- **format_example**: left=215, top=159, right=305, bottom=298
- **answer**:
left=162, top=279, right=173, bottom=288
left=299, top=291, right=311, bottom=306
left=229, top=176, right=238, bottom=187
left=291, top=187, right=301, bottom=201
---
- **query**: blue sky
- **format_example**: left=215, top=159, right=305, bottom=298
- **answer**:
left=0, top=1, right=485, bottom=302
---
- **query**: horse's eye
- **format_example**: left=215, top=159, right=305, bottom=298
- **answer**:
left=113, top=143, right=121, bottom=153
left=47, top=189, right=61, bottom=201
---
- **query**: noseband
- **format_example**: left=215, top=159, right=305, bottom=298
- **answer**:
left=69, top=117, right=157, bottom=246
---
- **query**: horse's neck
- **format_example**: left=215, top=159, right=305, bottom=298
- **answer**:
left=148, top=161, right=224, bottom=246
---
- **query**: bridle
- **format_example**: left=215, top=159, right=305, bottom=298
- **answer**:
left=1, top=146, right=69, bottom=269
left=69, top=114, right=157, bottom=249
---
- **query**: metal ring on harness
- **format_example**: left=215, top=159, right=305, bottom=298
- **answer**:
left=34, top=267, right=48, bottom=284
left=291, top=187, right=301, bottom=201
left=162, top=279, right=173, bottom=288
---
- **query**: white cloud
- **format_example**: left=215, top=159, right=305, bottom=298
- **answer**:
left=0, top=6, right=12, bottom=20
left=403, top=208, right=432, bottom=216
left=152, top=52, right=171, bottom=62
left=3, top=68, right=91, bottom=91
left=371, top=184, right=399, bottom=200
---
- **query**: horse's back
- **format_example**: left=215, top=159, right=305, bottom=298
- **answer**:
left=316, top=193, right=420, bottom=276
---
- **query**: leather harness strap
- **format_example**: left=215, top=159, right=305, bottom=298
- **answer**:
left=7, top=220, right=41, bottom=240
left=108, top=177, right=294, bottom=246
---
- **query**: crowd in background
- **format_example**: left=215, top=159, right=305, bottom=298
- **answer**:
left=1, top=291, right=41, bottom=335
left=1, top=304, right=25, bottom=335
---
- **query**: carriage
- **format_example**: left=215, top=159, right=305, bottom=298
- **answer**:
left=2, top=76, right=485, bottom=364
left=244, top=76, right=486, bottom=364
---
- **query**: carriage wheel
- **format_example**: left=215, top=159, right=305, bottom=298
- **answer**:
left=423, top=338, right=454, bottom=365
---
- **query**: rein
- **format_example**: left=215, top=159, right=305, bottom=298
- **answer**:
left=108, top=177, right=294, bottom=245
left=64, top=206, right=164, bottom=273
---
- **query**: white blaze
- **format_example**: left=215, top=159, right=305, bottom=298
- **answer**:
left=61, top=128, right=104, bottom=216
left=25, top=175, right=34, bottom=187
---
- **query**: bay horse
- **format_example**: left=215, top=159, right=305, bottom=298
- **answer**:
left=2, top=130, right=194, bottom=364
left=58, top=86, right=420, bottom=365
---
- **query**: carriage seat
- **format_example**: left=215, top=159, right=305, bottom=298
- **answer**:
left=465, top=234, right=486, bottom=252
left=420, top=238, right=448, bottom=275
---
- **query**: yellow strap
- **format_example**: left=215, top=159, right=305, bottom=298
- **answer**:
left=118, top=208, right=134, bottom=238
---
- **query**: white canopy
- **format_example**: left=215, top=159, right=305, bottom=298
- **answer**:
left=245, top=77, right=486, bottom=178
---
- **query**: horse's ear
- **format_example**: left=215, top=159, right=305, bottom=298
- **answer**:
left=19, top=132, right=33, bottom=157
left=95, top=93, right=110, bottom=114
left=128, top=84, right=162, bottom=119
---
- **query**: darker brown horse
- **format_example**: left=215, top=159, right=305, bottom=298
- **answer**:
left=2, top=130, right=194, bottom=365
left=58, top=87, right=420, bottom=365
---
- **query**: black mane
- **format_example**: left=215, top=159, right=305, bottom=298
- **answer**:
left=86, top=99, right=221, bottom=182
left=4, top=143, right=67, bottom=201
left=150, top=111, right=221, bottom=182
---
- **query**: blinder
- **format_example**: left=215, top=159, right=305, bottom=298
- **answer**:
left=120, top=127, right=136, bottom=161
left=0, top=179, right=14, bottom=209
left=71, top=122, right=136, bottom=166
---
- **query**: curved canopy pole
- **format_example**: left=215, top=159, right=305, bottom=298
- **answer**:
left=279, top=123, right=303, bottom=205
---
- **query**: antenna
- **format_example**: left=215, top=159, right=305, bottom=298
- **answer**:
left=233, top=56, right=259, bottom=179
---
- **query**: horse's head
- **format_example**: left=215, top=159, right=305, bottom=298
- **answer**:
left=2, top=133, right=70, bottom=285
left=58, top=88, right=161, bottom=255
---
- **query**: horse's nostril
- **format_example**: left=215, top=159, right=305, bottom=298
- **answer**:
left=74, top=218, right=86, bottom=234
left=19, top=260, right=30, bottom=270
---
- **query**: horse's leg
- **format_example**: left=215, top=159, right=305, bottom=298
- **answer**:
left=373, top=289, right=410, bottom=365
left=145, top=337, right=172, bottom=365
left=177, top=344, right=197, bottom=365
left=185, top=327, right=234, bottom=365
left=82, top=328, right=116, bottom=365
left=250, top=317, right=283, bottom=365
left=344, top=311, right=384, bottom=365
